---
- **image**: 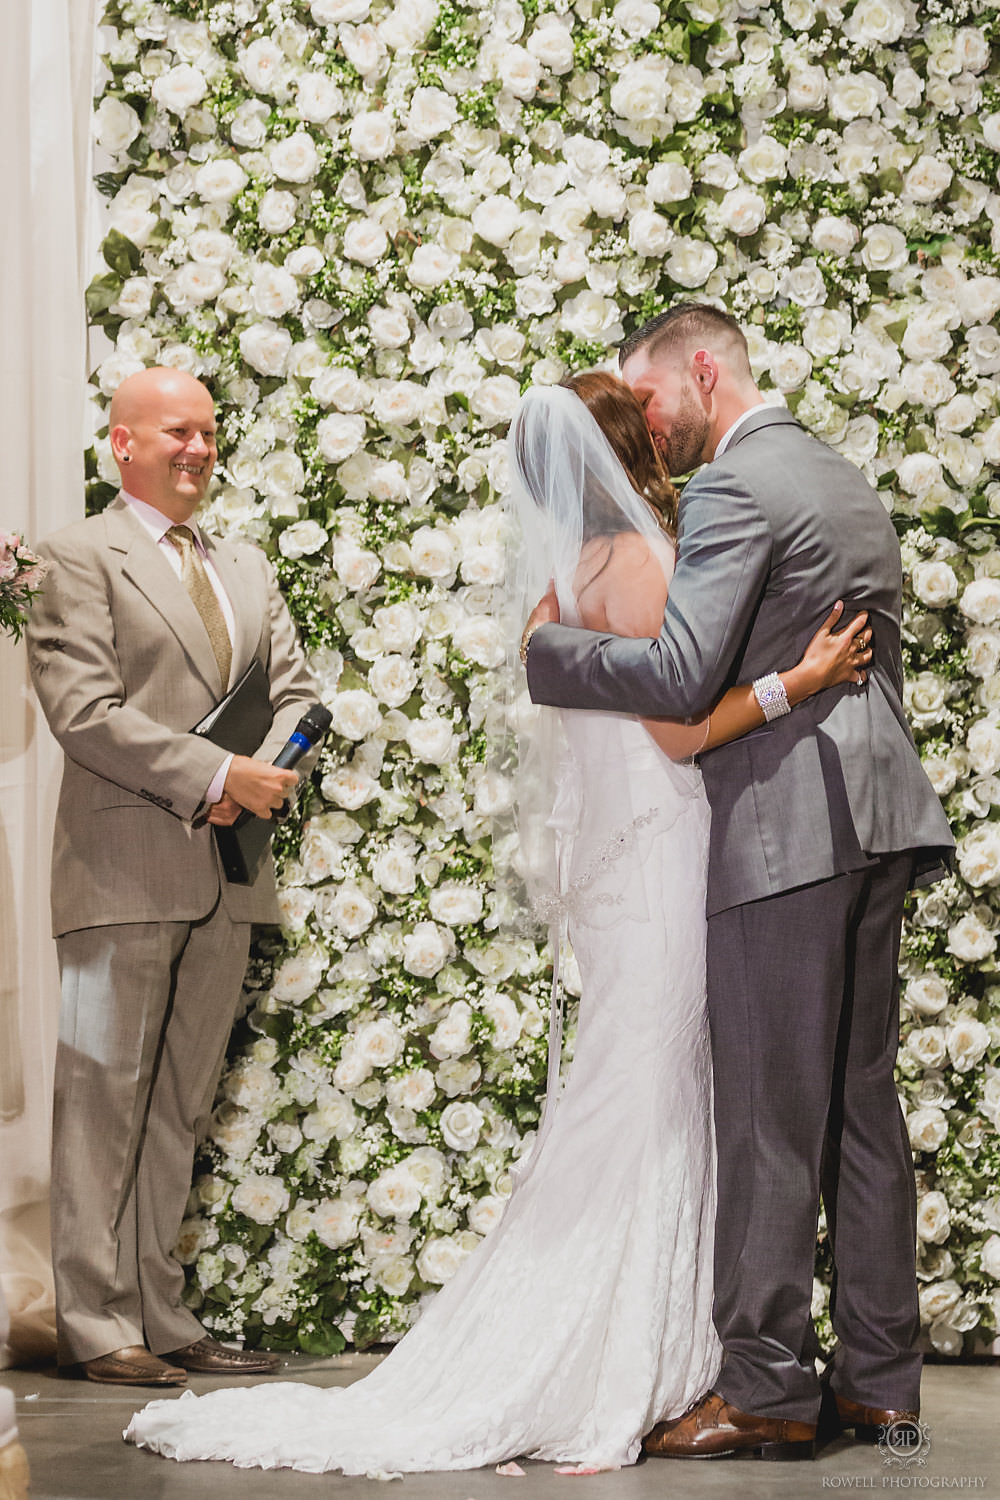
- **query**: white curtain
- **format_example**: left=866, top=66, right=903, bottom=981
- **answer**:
left=0, top=0, right=98, bottom=1366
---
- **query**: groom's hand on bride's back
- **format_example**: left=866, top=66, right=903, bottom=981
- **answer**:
left=521, top=583, right=561, bottom=663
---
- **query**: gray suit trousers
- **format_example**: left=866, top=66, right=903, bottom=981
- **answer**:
left=52, top=899, right=251, bottom=1364
left=706, top=854, right=920, bottom=1421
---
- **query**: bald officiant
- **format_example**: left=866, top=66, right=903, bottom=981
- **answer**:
left=27, top=368, right=317, bottom=1385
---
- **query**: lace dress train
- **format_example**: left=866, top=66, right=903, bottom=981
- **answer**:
left=126, top=712, right=720, bottom=1474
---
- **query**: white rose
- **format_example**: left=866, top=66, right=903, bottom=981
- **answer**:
left=151, top=62, right=207, bottom=114
left=471, top=194, right=523, bottom=248
left=373, top=379, right=425, bottom=426
left=373, top=601, right=423, bottom=652
left=902, top=318, right=952, bottom=362
left=786, top=65, right=827, bottom=111
left=484, top=993, right=522, bottom=1048
left=409, top=526, right=456, bottom=580
left=407, top=244, right=459, bottom=290
left=168, top=262, right=226, bottom=308
left=229, top=99, right=269, bottom=149
left=295, top=71, right=344, bottom=124
left=947, top=915, right=997, bottom=963
left=402, top=921, right=451, bottom=978
left=498, top=44, right=541, bottom=101
left=258, top=187, right=297, bottom=234
left=416, top=1233, right=466, bottom=1283
left=666, top=238, right=717, bottom=288
left=967, top=325, right=1000, bottom=376
left=251, top=264, right=300, bottom=319
left=906, top=1026, right=946, bottom=1068
left=355, top=1018, right=404, bottom=1069
left=342, top=217, right=389, bottom=266
left=901, top=360, right=955, bottom=409
left=278, top=519, right=328, bottom=559
left=349, top=110, right=395, bottom=161
left=386, top=1069, right=436, bottom=1112
left=312, top=1197, right=360, bottom=1249
left=231, top=1173, right=290, bottom=1225
left=429, top=883, right=484, bottom=926
left=937, top=393, right=978, bottom=434
left=846, top=0, right=907, bottom=44
left=340, top=23, right=384, bottom=76
left=329, top=689, right=381, bottom=741
left=738, top=136, right=787, bottom=183
left=467, top=1194, right=506, bottom=1237
left=966, top=722, right=1000, bottom=779
left=312, top=365, right=370, bottom=411
left=717, top=187, right=767, bottom=237
left=316, top=412, right=366, bottom=463
left=980, top=1235, right=1000, bottom=1279
left=407, top=86, right=458, bottom=142
left=967, top=627, right=1000, bottom=680
left=780, top=259, right=827, bottom=308
left=802, top=307, right=852, bottom=359
left=905, top=155, right=953, bottom=204
left=527, top=16, right=574, bottom=72
left=238, top=322, right=291, bottom=377
left=436, top=1057, right=481, bottom=1097
left=286, top=246, right=324, bottom=279
left=321, top=763, right=376, bottom=810
left=916, top=1190, right=951, bottom=1244
left=919, top=1279, right=962, bottom=1325
left=860, top=223, right=908, bottom=273
left=646, top=161, right=692, bottom=203
left=769, top=345, right=812, bottom=392
left=94, top=97, right=142, bottom=154
left=907, top=1106, right=949, bottom=1152
left=828, top=71, right=883, bottom=121
left=610, top=58, right=668, bottom=121
left=440, top=1100, right=485, bottom=1151
left=406, top=716, right=457, bottom=764
left=905, top=974, right=950, bottom=1017
left=194, top=158, right=247, bottom=202
left=910, top=560, right=959, bottom=609
left=270, top=131, right=320, bottom=184
left=898, top=452, right=944, bottom=497
left=327, top=883, right=376, bottom=938
left=947, top=1016, right=991, bottom=1072
left=811, top=216, right=858, bottom=257
left=960, top=577, right=1000, bottom=626
left=368, top=1165, right=422, bottom=1220
left=239, top=36, right=285, bottom=93
left=366, top=655, right=416, bottom=709
left=429, top=1000, right=473, bottom=1058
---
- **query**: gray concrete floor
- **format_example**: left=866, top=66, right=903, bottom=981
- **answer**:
left=4, top=1354, right=998, bottom=1499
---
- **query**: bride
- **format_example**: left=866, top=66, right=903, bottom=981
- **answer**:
left=125, top=376, right=870, bottom=1476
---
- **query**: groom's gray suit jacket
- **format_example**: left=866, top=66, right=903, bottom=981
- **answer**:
left=526, top=406, right=954, bottom=915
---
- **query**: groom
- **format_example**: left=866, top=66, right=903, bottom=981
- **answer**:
left=522, top=305, right=954, bottom=1459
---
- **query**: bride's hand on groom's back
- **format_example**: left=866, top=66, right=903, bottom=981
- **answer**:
left=787, top=602, right=872, bottom=704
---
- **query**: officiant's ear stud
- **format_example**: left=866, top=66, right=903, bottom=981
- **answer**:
left=122, top=453, right=131, bottom=462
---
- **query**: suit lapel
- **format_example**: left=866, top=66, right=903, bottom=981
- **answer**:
left=104, top=496, right=228, bottom=696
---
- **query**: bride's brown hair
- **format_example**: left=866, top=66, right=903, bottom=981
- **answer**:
left=562, top=371, right=678, bottom=538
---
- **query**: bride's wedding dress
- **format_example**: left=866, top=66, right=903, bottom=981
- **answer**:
left=126, top=706, right=720, bottom=1474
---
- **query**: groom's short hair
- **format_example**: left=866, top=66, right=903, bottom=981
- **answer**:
left=619, top=303, right=750, bottom=375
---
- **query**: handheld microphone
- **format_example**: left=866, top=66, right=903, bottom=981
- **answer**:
left=234, top=703, right=332, bottom=828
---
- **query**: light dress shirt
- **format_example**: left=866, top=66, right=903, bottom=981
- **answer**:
left=123, top=493, right=235, bottom=806
left=712, top=401, right=770, bottom=460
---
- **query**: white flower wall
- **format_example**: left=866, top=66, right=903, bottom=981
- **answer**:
left=90, top=0, right=1000, bottom=1354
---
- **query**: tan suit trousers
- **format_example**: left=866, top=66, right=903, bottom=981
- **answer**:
left=52, top=899, right=250, bottom=1364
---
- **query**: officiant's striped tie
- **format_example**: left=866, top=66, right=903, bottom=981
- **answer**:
left=166, top=525, right=232, bottom=691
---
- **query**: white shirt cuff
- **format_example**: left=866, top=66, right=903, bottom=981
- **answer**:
left=205, top=754, right=234, bottom=806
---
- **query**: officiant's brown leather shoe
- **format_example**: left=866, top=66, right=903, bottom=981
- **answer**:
left=833, top=1393, right=919, bottom=1444
left=643, top=1391, right=816, bottom=1461
left=163, top=1335, right=280, bottom=1374
left=82, top=1345, right=187, bottom=1386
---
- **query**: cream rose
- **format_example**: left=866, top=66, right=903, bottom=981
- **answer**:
left=238, top=322, right=292, bottom=377
left=429, top=1000, right=473, bottom=1059
left=368, top=1165, right=422, bottom=1220
left=312, top=1197, right=360, bottom=1249
left=402, top=921, right=452, bottom=978
left=947, top=915, right=997, bottom=963
left=151, top=62, right=207, bottom=114
left=860, top=223, right=908, bottom=273
left=916, top=1189, right=951, bottom=1244
left=429, top=883, right=484, bottom=926
left=960, top=578, right=1000, bottom=626
left=440, top=1099, right=485, bottom=1151
left=947, top=1016, right=991, bottom=1072
left=907, top=1107, right=949, bottom=1152
left=416, top=1233, right=466, bottom=1283
left=905, top=974, right=949, bottom=1017
left=349, top=110, right=395, bottom=160
left=231, top=1173, right=290, bottom=1225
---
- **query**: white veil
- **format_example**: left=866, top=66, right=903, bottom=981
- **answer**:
left=490, top=383, right=671, bottom=931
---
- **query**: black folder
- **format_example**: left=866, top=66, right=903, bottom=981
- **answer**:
left=191, top=659, right=277, bottom=886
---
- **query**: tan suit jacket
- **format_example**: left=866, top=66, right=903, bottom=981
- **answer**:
left=27, top=495, right=317, bottom=934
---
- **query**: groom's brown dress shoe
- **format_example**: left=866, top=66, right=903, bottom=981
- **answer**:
left=833, top=1393, right=919, bottom=1445
left=162, top=1335, right=280, bottom=1374
left=82, top=1345, right=187, bottom=1386
left=643, top=1391, right=816, bottom=1461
